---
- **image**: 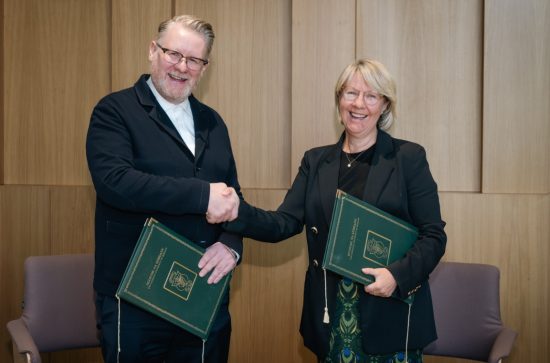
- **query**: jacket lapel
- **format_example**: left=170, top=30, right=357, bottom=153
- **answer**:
left=134, top=75, right=188, bottom=148
left=318, top=135, right=345, bottom=226
left=363, top=130, right=395, bottom=205
left=189, top=95, right=210, bottom=163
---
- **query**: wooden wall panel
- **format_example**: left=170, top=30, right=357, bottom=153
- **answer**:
left=291, top=0, right=356, bottom=179
left=483, top=0, right=550, bottom=193
left=0, top=186, right=50, bottom=362
left=357, top=0, right=483, bottom=193
left=437, top=193, right=550, bottom=363
left=0, top=0, right=4, bottom=183
left=112, top=0, right=172, bottom=91
left=3, top=0, right=109, bottom=186
left=228, top=189, right=315, bottom=363
left=50, top=186, right=96, bottom=254
left=177, top=0, right=292, bottom=189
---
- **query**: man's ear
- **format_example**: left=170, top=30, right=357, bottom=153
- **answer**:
left=199, top=62, right=209, bottom=77
left=148, top=41, right=156, bottom=61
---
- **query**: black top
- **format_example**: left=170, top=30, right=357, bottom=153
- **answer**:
left=338, top=146, right=375, bottom=197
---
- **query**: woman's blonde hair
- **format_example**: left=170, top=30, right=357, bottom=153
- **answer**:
left=335, top=59, right=397, bottom=130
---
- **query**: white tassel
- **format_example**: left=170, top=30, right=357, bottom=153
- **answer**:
left=116, top=295, right=121, bottom=363
left=404, top=300, right=412, bottom=362
left=202, top=339, right=206, bottom=363
left=323, top=268, right=330, bottom=324
left=323, top=307, right=330, bottom=324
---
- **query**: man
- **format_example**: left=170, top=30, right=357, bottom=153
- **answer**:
left=86, top=15, right=241, bottom=363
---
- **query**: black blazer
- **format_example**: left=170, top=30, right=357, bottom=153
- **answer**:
left=226, top=130, right=446, bottom=356
left=86, top=75, right=243, bottom=297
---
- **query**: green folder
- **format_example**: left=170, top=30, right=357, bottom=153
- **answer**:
left=116, top=218, right=231, bottom=339
left=322, top=190, right=417, bottom=304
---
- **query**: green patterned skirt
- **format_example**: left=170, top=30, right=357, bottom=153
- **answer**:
left=323, top=278, right=422, bottom=363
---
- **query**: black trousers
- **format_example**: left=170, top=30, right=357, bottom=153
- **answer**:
left=96, top=293, right=231, bottom=363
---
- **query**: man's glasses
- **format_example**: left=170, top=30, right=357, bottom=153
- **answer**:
left=154, top=41, right=208, bottom=71
left=341, top=89, right=383, bottom=106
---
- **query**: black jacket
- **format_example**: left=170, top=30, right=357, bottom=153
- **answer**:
left=86, top=75, right=243, bottom=297
left=225, top=130, right=446, bottom=356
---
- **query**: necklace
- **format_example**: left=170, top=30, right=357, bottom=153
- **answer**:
left=344, top=150, right=367, bottom=168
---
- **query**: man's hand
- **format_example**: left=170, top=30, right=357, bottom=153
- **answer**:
left=206, top=183, right=239, bottom=223
left=362, top=267, right=397, bottom=297
left=198, top=242, right=238, bottom=284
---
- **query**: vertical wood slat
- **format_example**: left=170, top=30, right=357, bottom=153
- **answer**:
left=0, top=0, right=4, bottom=184
left=291, top=0, right=356, bottom=179
left=50, top=186, right=96, bottom=254
left=483, top=0, right=550, bottom=193
left=111, top=0, right=172, bottom=91
left=3, top=0, right=110, bottom=186
left=177, top=0, right=292, bottom=189
left=357, top=0, right=483, bottom=193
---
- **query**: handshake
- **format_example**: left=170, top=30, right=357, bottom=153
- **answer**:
left=206, top=182, right=240, bottom=224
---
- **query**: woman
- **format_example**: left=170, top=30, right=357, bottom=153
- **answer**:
left=222, top=59, right=446, bottom=362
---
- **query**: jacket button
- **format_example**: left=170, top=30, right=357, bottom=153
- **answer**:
left=311, top=226, right=318, bottom=234
left=313, top=259, right=319, bottom=267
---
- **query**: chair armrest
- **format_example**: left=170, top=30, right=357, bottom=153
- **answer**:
left=6, top=319, right=40, bottom=363
left=488, top=327, right=518, bottom=363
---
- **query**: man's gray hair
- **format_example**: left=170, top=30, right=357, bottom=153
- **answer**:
left=157, top=15, right=215, bottom=58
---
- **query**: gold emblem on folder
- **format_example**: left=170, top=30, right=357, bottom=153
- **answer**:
left=363, top=230, right=391, bottom=266
left=164, top=261, right=197, bottom=301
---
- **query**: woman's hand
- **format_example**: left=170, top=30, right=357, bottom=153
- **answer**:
left=362, top=267, right=397, bottom=297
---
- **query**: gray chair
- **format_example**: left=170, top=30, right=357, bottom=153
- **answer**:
left=424, top=261, right=517, bottom=363
left=6, top=254, right=100, bottom=363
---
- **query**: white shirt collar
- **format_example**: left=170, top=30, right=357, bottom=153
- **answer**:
left=146, top=76, right=195, bottom=155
